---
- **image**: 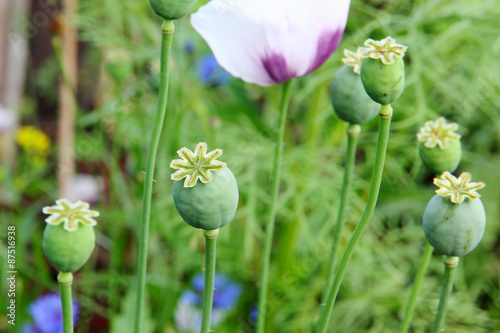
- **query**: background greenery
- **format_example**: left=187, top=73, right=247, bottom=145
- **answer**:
left=1, top=0, right=500, bottom=332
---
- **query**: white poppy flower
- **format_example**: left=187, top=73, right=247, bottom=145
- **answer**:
left=191, top=0, right=351, bottom=86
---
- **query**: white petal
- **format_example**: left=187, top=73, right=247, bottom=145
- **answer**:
left=191, top=0, right=351, bottom=86
left=191, top=0, right=278, bottom=86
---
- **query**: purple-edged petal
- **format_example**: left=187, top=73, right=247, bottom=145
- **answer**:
left=191, top=0, right=351, bottom=87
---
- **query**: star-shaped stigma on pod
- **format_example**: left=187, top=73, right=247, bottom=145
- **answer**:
left=342, top=47, right=364, bottom=74
left=434, top=171, right=485, bottom=204
left=361, top=36, right=407, bottom=65
left=417, top=117, right=461, bottom=149
left=170, top=142, right=227, bottom=188
left=42, top=199, right=99, bottom=231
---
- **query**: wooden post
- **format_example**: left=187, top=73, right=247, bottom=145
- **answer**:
left=57, top=0, right=79, bottom=198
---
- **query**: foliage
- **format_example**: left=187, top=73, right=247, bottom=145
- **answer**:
left=1, top=0, right=500, bottom=332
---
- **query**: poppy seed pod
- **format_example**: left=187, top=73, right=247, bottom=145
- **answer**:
left=150, top=0, right=198, bottom=20
left=330, top=62, right=379, bottom=125
left=42, top=199, right=99, bottom=272
left=417, top=117, right=462, bottom=174
left=359, top=37, right=407, bottom=105
left=418, top=140, right=461, bottom=174
left=423, top=172, right=486, bottom=257
left=170, top=143, right=239, bottom=230
left=43, top=224, right=96, bottom=272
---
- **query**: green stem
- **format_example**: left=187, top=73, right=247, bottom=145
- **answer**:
left=316, top=105, right=393, bottom=333
left=322, top=123, right=361, bottom=301
left=256, top=80, right=293, bottom=333
left=431, top=255, right=459, bottom=333
left=134, top=20, right=174, bottom=333
left=399, top=241, right=434, bottom=333
left=201, top=229, right=219, bottom=333
left=58, top=272, right=74, bottom=333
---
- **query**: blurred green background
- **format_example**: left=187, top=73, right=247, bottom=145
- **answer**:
left=1, top=0, right=499, bottom=332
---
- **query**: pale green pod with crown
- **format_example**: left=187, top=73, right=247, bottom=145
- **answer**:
left=42, top=199, right=99, bottom=273
left=423, top=172, right=486, bottom=257
left=170, top=142, right=239, bottom=230
left=417, top=117, right=462, bottom=174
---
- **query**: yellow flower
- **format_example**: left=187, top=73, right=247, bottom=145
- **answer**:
left=16, top=126, right=51, bottom=163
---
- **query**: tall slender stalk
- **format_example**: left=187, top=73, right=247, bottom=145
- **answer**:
left=317, top=104, right=393, bottom=333
left=323, top=123, right=361, bottom=301
left=201, top=229, right=219, bottom=333
left=399, top=241, right=434, bottom=333
left=134, top=20, right=174, bottom=333
left=431, top=255, right=459, bottom=333
left=256, top=80, right=293, bottom=333
left=58, top=272, right=74, bottom=333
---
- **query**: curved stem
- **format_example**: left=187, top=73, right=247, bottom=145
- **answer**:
left=58, top=272, right=74, bottom=333
left=399, top=241, right=434, bottom=333
left=431, top=255, right=459, bottom=333
left=322, top=123, right=360, bottom=301
left=201, top=229, right=219, bottom=333
left=316, top=105, right=392, bottom=333
left=256, top=80, right=293, bottom=333
left=134, top=20, right=174, bottom=333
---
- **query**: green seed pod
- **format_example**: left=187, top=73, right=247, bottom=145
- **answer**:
left=423, top=195, right=485, bottom=256
left=43, top=224, right=96, bottom=273
left=42, top=199, right=99, bottom=272
left=417, top=117, right=462, bottom=174
left=172, top=167, right=239, bottom=230
left=360, top=57, right=405, bottom=105
left=330, top=65, right=379, bottom=124
left=419, top=140, right=461, bottom=174
left=359, top=37, right=407, bottom=105
left=150, top=0, right=198, bottom=20
left=423, top=172, right=486, bottom=256
left=170, top=142, right=239, bottom=230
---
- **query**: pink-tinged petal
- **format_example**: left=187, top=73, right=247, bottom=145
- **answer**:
left=191, top=0, right=280, bottom=86
left=307, top=30, right=345, bottom=73
left=277, top=0, right=350, bottom=76
left=191, top=0, right=350, bottom=86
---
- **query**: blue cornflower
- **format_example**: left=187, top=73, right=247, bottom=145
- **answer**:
left=175, top=273, right=242, bottom=333
left=197, top=54, right=232, bottom=86
left=23, top=292, right=79, bottom=333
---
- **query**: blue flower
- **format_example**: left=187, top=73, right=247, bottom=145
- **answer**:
left=175, top=273, right=242, bottom=332
left=197, top=54, right=232, bottom=86
left=24, top=293, right=79, bottom=333
left=250, top=305, right=258, bottom=324
left=191, top=273, right=242, bottom=309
